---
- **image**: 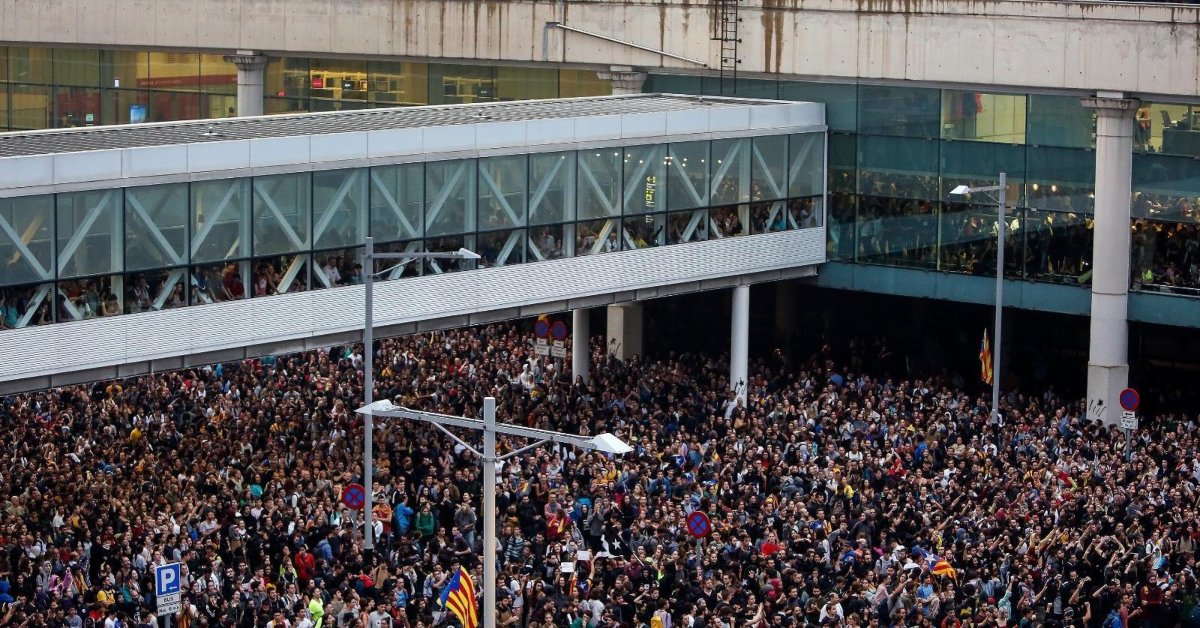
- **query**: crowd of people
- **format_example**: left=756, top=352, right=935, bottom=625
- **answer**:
left=0, top=321, right=1198, bottom=628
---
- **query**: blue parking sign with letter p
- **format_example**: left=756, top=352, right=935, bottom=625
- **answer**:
left=155, top=563, right=181, bottom=596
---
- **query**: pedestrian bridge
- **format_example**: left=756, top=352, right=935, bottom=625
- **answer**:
left=0, top=95, right=827, bottom=392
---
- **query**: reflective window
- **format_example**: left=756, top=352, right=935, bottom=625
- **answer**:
left=8, top=48, right=52, bottom=84
left=939, top=141, right=1026, bottom=205
left=0, top=195, right=55, bottom=287
left=1024, top=209, right=1093, bottom=283
left=857, top=136, right=938, bottom=200
left=57, top=275, right=121, bottom=321
left=57, top=189, right=121, bottom=278
left=1132, top=220, right=1200, bottom=293
left=828, top=134, right=856, bottom=195
left=751, top=135, right=788, bottom=202
left=430, top=64, right=494, bottom=105
left=1137, top=103, right=1200, bottom=157
left=856, top=196, right=938, bottom=269
left=1027, top=95, right=1094, bottom=149
left=666, top=141, right=710, bottom=211
left=858, top=85, right=941, bottom=138
left=623, top=145, right=668, bottom=215
left=252, top=254, right=310, bottom=296
left=191, top=178, right=251, bottom=263
left=529, top=153, right=576, bottom=225
left=529, top=224, right=572, bottom=261
left=941, top=91, right=1027, bottom=144
left=312, top=247, right=363, bottom=290
left=53, top=49, right=101, bottom=87
left=778, top=81, right=858, bottom=132
left=710, top=138, right=750, bottom=205
left=125, top=184, right=189, bottom=272
left=125, top=268, right=188, bottom=313
left=667, top=209, right=709, bottom=244
left=313, top=169, right=368, bottom=250
left=370, top=163, right=424, bottom=242
left=425, top=160, right=476, bottom=237
left=478, top=229, right=526, bottom=268
left=578, top=150, right=622, bottom=220
left=827, top=193, right=856, bottom=261
left=253, top=173, right=312, bottom=256
left=367, top=61, right=428, bottom=106
left=939, top=202, right=1022, bottom=279
left=478, top=155, right=528, bottom=231
left=575, top=220, right=619, bottom=255
left=0, top=282, right=54, bottom=329
left=559, top=70, right=611, bottom=98
left=1133, top=153, right=1200, bottom=224
left=497, top=66, right=558, bottom=101
left=309, top=58, right=369, bottom=111
left=424, top=235, right=476, bottom=273
left=789, top=133, right=824, bottom=198
left=1026, top=146, right=1095, bottom=213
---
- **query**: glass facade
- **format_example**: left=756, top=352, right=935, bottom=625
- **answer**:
left=0, top=134, right=824, bottom=330
left=0, top=46, right=610, bottom=130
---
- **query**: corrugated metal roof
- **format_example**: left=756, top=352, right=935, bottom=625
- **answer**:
left=0, top=94, right=769, bottom=158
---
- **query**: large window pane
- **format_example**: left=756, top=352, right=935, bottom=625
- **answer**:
left=57, top=275, right=121, bottom=321
left=266, top=57, right=309, bottom=112
left=125, top=184, right=189, bottom=272
left=529, top=153, right=576, bottom=225
left=367, top=60, right=428, bottom=106
left=1133, top=153, right=1200, bottom=223
left=57, top=189, right=121, bottom=278
left=314, top=169, right=368, bottom=250
left=710, top=138, right=750, bottom=205
left=828, top=134, right=856, bottom=195
left=10, top=84, right=52, bottom=130
left=478, top=229, right=526, bottom=268
left=479, top=155, right=528, bottom=230
left=1132, top=221, right=1200, bottom=292
left=312, top=247, right=364, bottom=290
left=1137, top=102, right=1200, bottom=157
left=529, top=224, right=572, bottom=261
left=191, top=178, right=251, bottom=263
left=430, top=64, right=494, bottom=105
left=643, top=74, right=702, bottom=95
left=310, top=58, right=368, bottom=111
left=789, top=133, right=824, bottom=198
left=941, top=92, right=1026, bottom=144
left=53, top=49, right=100, bottom=87
left=940, top=202, right=1023, bottom=279
left=125, top=268, right=188, bottom=313
left=0, top=282, right=55, bottom=329
left=199, top=54, right=238, bottom=97
left=1026, top=146, right=1095, bottom=213
left=622, top=214, right=666, bottom=249
left=253, top=173, right=312, bottom=256
left=856, top=195, right=938, bottom=269
left=370, top=163, right=424, bottom=241
left=253, top=254, right=310, bottom=296
left=827, top=193, right=856, bottom=260
left=1024, top=209, right=1093, bottom=283
left=424, top=235, right=476, bottom=273
left=559, top=70, right=610, bottom=98
left=667, top=141, right=710, bottom=211
left=623, top=145, right=667, bottom=215
left=147, top=52, right=200, bottom=92
left=751, top=135, right=788, bottom=202
left=575, top=220, right=620, bottom=255
left=857, top=135, right=939, bottom=200
left=0, top=195, right=54, bottom=287
left=8, top=48, right=51, bottom=84
left=1027, top=95, right=1094, bottom=149
left=497, top=66, right=557, bottom=101
left=778, top=81, right=857, bottom=132
left=55, top=86, right=102, bottom=128
left=858, top=85, right=941, bottom=138
left=667, top=210, right=709, bottom=244
left=577, top=149, right=622, bottom=220
left=425, top=160, right=476, bottom=237
left=939, top=141, right=1026, bottom=205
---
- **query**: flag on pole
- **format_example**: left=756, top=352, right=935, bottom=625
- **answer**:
left=979, top=330, right=994, bottom=386
left=438, top=567, right=479, bottom=628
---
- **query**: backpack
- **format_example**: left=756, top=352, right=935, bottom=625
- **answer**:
left=1101, top=609, right=1122, bottom=628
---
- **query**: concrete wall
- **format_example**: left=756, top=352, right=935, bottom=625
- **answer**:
left=3, top=0, right=1199, bottom=98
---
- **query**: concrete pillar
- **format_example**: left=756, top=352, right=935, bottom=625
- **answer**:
left=606, top=303, right=643, bottom=361
left=572, top=308, right=590, bottom=384
left=222, top=51, right=269, bottom=117
left=730, top=284, right=750, bottom=403
left=1081, top=92, right=1139, bottom=425
left=596, top=66, right=648, bottom=95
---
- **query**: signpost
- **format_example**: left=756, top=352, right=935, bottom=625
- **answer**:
left=534, top=338, right=551, bottom=357
left=155, top=562, right=182, bottom=622
left=551, top=340, right=567, bottom=358
left=1118, top=388, right=1139, bottom=458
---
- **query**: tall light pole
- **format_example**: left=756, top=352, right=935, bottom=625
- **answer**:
left=950, top=172, right=1007, bottom=421
left=362, top=236, right=480, bottom=551
left=356, top=398, right=632, bottom=628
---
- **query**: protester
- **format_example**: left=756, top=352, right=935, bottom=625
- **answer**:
left=0, top=321, right=1197, bottom=628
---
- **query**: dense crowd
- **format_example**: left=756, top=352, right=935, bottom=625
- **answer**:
left=1, top=322, right=1199, bottom=628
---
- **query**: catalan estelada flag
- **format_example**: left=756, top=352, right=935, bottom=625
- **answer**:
left=915, top=546, right=958, bottom=580
left=979, top=329, right=994, bottom=386
left=438, top=567, right=479, bottom=628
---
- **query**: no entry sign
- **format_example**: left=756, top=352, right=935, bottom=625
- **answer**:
left=686, top=511, right=711, bottom=538
left=341, top=483, right=366, bottom=510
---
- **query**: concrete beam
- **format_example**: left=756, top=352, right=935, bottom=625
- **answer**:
left=3, top=0, right=1200, bottom=98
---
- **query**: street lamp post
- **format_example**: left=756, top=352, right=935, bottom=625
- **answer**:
left=362, top=236, right=481, bottom=551
left=356, top=398, right=632, bottom=628
left=950, top=172, right=1007, bottom=422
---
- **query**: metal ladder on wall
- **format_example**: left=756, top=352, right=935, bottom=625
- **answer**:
left=714, top=0, right=741, bottom=95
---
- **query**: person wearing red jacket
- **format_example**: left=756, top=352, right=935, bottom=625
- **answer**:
left=294, top=545, right=316, bottom=588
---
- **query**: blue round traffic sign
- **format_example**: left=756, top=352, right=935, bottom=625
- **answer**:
left=534, top=320, right=551, bottom=339
left=1119, top=388, right=1140, bottom=412
left=686, top=511, right=711, bottom=538
left=341, top=483, right=366, bottom=510
left=551, top=321, right=568, bottom=341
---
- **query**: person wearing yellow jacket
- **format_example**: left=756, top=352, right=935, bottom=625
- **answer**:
left=308, top=590, right=325, bottom=628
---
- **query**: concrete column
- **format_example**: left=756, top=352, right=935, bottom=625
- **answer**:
left=222, top=50, right=268, bottom=117
left=596, top=66, right=648, bottom=95
left=572, top=308, right=590, bottom=384
left=730, top=284, right=750, bottom=403
left=606, top=303, right=643, bottom=361
left=1082, top=92, right=1139, bottom=425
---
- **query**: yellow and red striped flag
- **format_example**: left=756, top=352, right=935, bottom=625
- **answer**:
left=979, top=329, right=994, bottom=386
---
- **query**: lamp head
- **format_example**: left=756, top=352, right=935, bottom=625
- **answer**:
left=587, top=433, right=634, bottom=455
left=949, top=185, right=971, bottom=196
left=457, top=248, right=481, bottom=260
